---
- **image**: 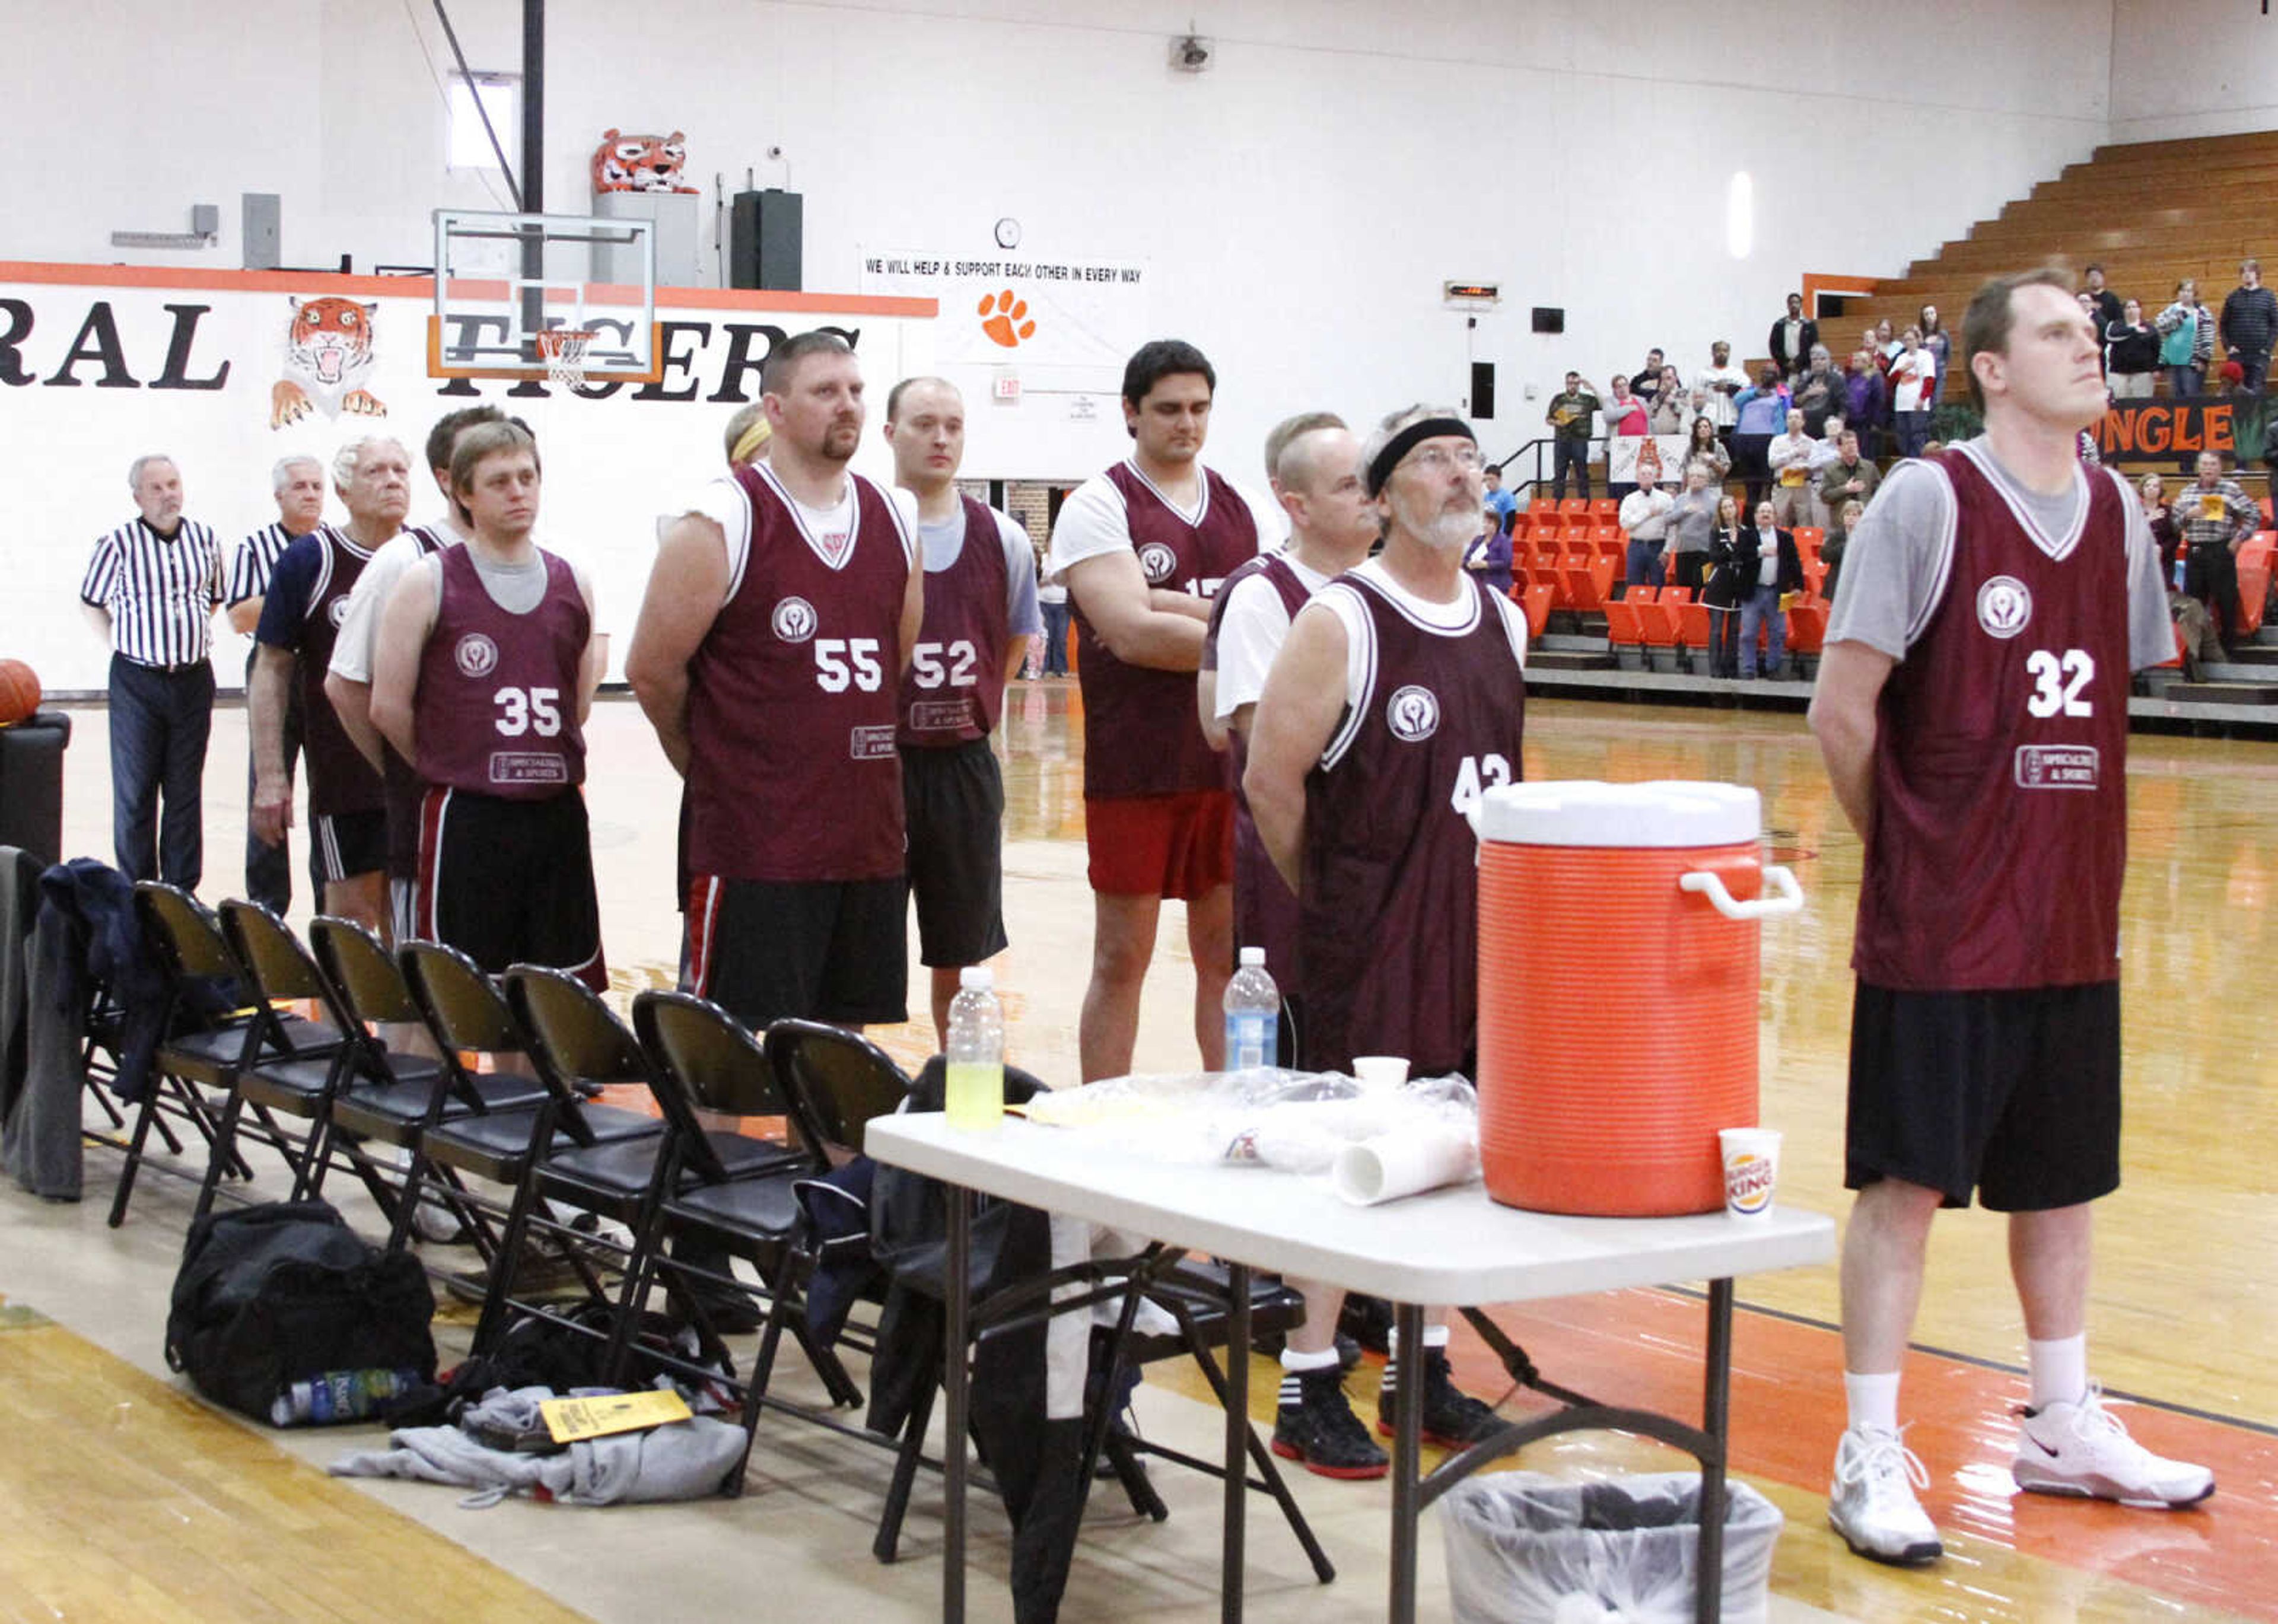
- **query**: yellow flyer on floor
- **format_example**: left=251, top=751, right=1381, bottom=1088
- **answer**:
left=540, top=1390, right=692, bottom=1444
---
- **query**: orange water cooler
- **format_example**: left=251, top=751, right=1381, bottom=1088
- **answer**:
left=1472, top=781, right=1802, bottom=1216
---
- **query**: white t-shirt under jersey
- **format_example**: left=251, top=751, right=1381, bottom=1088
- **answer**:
left=329, top=523, right=455, bottom=684
left=1212, top=550, right=1334, bottom=721
left=1045, top=460, right=1285, bottom=581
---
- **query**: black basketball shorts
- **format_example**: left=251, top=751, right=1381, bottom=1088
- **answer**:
left=310, top=808, right=386, bottom=888
left=683, top=873, right=908, bottom=1029
left=901, top=739, right=1010, bottom=969
left=1845, top=979, right=2121, bottom=1212
left=413, top=787, right=606, bottom=991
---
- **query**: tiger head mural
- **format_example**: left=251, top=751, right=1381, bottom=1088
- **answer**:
left=271, top=297, right=386, bottom=429
left=591, top=129, right=699, bottom=193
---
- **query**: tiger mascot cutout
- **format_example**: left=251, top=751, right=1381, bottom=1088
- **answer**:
left=271, top=297, right=386, bottom=429
left=591, top=129, right=699, bottom=193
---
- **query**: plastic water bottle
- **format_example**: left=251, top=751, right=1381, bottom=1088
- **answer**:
left=944, top=966, right=1005, bottom=1132
left=268, top=1367, right=421, bottom=1426
left=1223, top=947, right=1280, bottom=1072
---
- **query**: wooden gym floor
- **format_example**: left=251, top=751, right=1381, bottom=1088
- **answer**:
left=2, top=682, right=2271, bottom=1622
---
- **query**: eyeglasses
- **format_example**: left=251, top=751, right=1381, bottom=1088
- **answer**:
left=1398, top=444, right=1483, bottom=475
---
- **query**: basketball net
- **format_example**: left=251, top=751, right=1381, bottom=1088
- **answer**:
left=536, top=327, right=597, bottom=391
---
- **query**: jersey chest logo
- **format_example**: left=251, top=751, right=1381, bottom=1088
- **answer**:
left=772, top=597, right=818, bottom=643
left=1137, top=542, right=1178, bottom=585
left=454, top=633, right=499, bottom=678
left=327, top=596, right=351, bottom=627
left=1977, top=575, right=2032, bottom=639
left=1386, top=684, right=1440, bottom=743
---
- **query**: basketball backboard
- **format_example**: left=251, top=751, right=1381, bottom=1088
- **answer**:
left=428, top=208, right=661, bottom=383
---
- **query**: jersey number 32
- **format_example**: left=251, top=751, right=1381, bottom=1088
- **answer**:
left=2024, top=648, right=2094, bottom=718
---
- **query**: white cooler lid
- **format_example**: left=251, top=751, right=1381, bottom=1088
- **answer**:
left=1474, top=779, right=1761, bottom=848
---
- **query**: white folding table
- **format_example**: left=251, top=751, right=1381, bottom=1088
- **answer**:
left=864, top=1113, right=1834, bottom=1623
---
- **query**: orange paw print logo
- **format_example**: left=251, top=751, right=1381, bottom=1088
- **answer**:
left=978, top=289, right=1036, bottom=349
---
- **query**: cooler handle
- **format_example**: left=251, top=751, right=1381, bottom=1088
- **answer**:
left=1679, top=864, right=1803, bottom=921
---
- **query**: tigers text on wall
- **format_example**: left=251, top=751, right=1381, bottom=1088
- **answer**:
left=0, top=264, right=934, bottom=693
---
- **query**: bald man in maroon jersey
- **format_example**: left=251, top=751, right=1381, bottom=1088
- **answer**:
left=1247, top=403, right=1526, bottom=1455
left=1810, top=270, right=2210, bottom=1568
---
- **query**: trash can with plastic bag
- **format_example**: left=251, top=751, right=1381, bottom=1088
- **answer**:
left=1438, top=1472, right=1783, bottom=1624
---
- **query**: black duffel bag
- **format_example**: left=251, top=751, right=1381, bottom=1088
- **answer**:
left=165, top=1199, right=436, bottom=1424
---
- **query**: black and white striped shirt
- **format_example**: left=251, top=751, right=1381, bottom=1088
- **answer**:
left=227, top=521, right=307, bottom=608
left=79, top=517, right=224, bottom=668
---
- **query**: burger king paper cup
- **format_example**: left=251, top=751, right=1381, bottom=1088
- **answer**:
left=1718, top=1128, right=1781, bottom=1218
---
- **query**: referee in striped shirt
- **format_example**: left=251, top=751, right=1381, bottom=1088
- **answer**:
left=79, top=454, right=224, bottom=887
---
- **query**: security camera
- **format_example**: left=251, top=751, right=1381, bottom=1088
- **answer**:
left=1169, top=34, right=1212, bottom=72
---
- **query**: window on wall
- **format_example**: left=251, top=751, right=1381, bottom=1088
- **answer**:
left=448, top=74, right=520, bottom=171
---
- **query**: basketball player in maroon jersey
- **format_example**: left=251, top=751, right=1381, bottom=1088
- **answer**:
left=1046, top=340, right=1278, bottom=1080
left=1200, top=412, right=1389, bottom=1479
left=326, top=405, right=510, bottom=941
left=883, top=377, right=1040, bottom=1047
left=627, top=332, right=924, bottom=1031
left=1248, top=405, right=1526, bottom=1450
left=1810, top=270, right=2210, bottom=1567
left=368, top=422, right=607, bottom=988
left=247, top=435, right=409, bottom=931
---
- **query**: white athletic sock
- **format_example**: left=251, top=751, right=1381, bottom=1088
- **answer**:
left=2027, top=1334, right=2088, bottom=1410
left=1385, top=1323, right=1452, bottom=1361
left=1280, top=1345, right=1340, bottom=1374
left=1844, top=1370, right=1902, bottom=1435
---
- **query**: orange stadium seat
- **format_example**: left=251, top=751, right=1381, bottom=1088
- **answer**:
left=1603, top=596, right=1646, bottom=655
left=1559, top=498, right=1590, bottom=518
left=1522, top=581, right=1554, bottom=641
left=1795, top=527, right=1824, bottom=558
left=1788, top=600, right=1830, bottom=658
left=1589, top=498, right=1619, bottom=522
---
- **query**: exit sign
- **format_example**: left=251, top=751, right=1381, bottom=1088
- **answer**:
left=993, top=374, right=1022, bottom=402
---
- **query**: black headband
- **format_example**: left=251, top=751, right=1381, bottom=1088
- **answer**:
left=1366, top=416, right=1476, bottom=496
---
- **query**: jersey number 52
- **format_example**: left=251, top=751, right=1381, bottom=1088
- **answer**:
left=909, top=639, right=979, bottom=689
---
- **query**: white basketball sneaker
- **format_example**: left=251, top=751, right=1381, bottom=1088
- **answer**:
left=2013, top=1386, right=2215, bottom=1509
left=1829, top=1423, right=1943, bottom=1566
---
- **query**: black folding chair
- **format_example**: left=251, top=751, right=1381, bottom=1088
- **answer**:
left=316, top=921, right=540, bottom=1247
left=387, top=941, right=651, bottom=1282
left=107, top=883, right=338, bottom=1227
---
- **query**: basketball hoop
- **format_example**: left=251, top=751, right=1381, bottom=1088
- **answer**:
left=536, top=327, right=598, bottom=390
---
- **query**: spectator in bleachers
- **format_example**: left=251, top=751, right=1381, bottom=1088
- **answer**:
left=1650, top=376, right=1694, bottom=438
left=1888, top=329, right=1939, bottom=457
left=2143, top=473, right=2220, bottom=677
left=1602, top=374, right=1649, bottom=438
left=1821, top=497, right=1866, bottom=606
left=1818, top=430, right=1880, bottom=530
left=2103, top=299, right=2160, bottom=399
left=2082, top=264, right=2124, bottom=337
left=1770, top=294, right=1818, bottom=380
left=1545, top=371, right=1600, bottom=501
left=2078, top=294, right=2109, bottom=376
left=1665, top=458, right=1721, bottom=595
left=1617, top=470, right=1675, bottom=595
left=2139, top=473, right=2182, bottom=585
left=1767, top=408, right=1817, bottom=527
left=2180, top=448, right=2259, bottom=658
left=1683, top=414, right=1732, bottom=483
left=1793, top=346, right=1844, bottom=437
left=1804, top=414, right=1847, bottom=527
left=1703, top=496, right=1746, bottom=677
left=1695, top=340, right=1749, bottom=443
left=1732, top=370, right=1790, bottom=510
left=1844, top=351, right=1889, bottom=457
left=1737, top=499, right=1803, bottom=680
left=1917, top=305, right=1951, bottom=393
left=1481, top=463, right=1518, bottom=526
left=1463, top=505, right=1514, bottom=598
left=1632, top=349, right=1669, bottom=413
left=2156, top=279, right=2215, bottom=397
left=2220, top=260, right=2277, bottom=398
left=1875, top=320, right=1900, bottom=365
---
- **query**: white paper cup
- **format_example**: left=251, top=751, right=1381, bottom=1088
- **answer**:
left=1351, top=1055, right=1410, bottom=1091
left=1332, top=1125, right=1477, bottom=1206
left=1719, top=1128, right=1781, bottom=1218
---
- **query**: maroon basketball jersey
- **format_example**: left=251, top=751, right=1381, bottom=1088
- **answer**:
left=383, top=526, right=449, bottom=878
left=1853, top=447, right=2132, bottom=991
left=297, top=526, right=384, bottom=817
left=1299, top=572, right=1527, bottom=1077
left=687, top=466, right=913, bottom=881
left=1073, top=462, right=1259, bottom=799
left=1204, top=552, right=1315, bottom=980
left=413, top=544, right=588, bottom=800
left=897, top=495, right=1010, bottom=747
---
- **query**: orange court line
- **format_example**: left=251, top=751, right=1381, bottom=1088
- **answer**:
left=0, top=259, right=939, bottom=318
left=1442, top=1288, right=2277, bottom=1620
